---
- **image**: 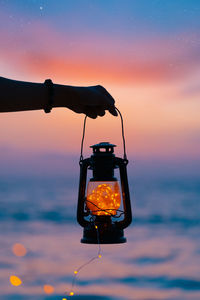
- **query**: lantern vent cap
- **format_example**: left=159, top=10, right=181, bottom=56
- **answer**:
left=90, top=142, right=116, bottom=154
left=90, top=142, right=116, bottom=148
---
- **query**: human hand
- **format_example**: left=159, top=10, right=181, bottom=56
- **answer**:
left=57, top=85, right=118, bottom=119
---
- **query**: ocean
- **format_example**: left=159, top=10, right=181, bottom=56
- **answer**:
left=0, top=165, right=200, bottom=300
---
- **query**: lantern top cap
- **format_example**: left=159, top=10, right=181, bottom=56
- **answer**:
left=90, top=142, right=116, bottom=149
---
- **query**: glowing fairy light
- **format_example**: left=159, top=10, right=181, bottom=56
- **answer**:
left=64, top=222, right=102, bottom=298
left=87, top=182, right=121, bottom=216
left=12, top=243, right=27, bottom=257
left=10, top=275, right=22, bottom=286
left=43, top=284, right=54, bottom=294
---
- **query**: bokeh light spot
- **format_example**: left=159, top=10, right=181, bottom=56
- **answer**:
left=43, top=284, right=54, bottom=294
left=12, top=243, right=27, bottom=257
left=10, top=275, right=22, bottom=286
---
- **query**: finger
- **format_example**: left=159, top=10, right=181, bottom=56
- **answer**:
left=99, top=88, right=117, bottom=114
left=93, top=106, right=106, bottom=117
left=108, top=106, right=118, bottom=116
left=84, top=106, right=98, bottom=119
left=85, top=105, right=106, bottom=118
left=86, top=112, right=98, bottom=119
left=98, top=110, right=105, bottom=117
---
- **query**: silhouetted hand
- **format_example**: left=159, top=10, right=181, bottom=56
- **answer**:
left=62, top=85, right=118, bottom=119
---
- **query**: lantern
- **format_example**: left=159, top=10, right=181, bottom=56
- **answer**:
left=77, top=141, right=132, bottom=244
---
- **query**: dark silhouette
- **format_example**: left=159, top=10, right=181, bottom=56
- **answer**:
left=0, top=76, right=117, bottom=119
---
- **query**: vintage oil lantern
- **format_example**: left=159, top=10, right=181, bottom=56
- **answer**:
left=77, top=113, right=132, bottom=244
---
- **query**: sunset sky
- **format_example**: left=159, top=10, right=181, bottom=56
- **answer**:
left=0, top=0, right=200, bottom=176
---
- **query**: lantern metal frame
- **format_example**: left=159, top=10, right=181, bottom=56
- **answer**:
left=77, top=109, right=132, bottom=244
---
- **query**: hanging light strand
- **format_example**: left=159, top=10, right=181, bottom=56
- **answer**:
left=64, top=219, right=102, bottom=298
left=86, top=199, right=125, bottom=218
left=64, top=196, right=125, bottom=298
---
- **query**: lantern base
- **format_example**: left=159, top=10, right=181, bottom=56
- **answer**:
left=81, top=223, right=126, bottom=244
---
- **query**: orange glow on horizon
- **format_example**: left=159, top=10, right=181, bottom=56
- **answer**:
left=0, top=13, right=198, bottom=86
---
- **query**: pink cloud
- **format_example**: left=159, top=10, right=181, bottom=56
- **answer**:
left=0, top=10, right=200, bottom=84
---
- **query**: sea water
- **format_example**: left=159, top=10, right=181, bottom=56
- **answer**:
left=0, top=171, right=200, bottom=300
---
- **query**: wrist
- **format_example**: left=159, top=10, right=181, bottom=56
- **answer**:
left=53, top=84, right=77, bottom=108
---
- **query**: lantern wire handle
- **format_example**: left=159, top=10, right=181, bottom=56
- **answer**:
left=115, top=107, right=127, bottom=161
left=79, top=114, right=87, bottom=162
left=79, top=107, right=127, bottom=163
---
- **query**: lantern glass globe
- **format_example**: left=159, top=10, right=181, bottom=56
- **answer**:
left=86, top=181, right=121, bottom=216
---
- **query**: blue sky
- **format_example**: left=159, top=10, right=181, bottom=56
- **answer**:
left=2, top=0, right=200, bottom=36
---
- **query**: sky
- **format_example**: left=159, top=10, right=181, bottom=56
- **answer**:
left=0, top=0, right=200, bottom=176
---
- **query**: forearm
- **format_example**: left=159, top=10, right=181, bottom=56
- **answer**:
left=0, top=76, right=117, bottom=118
left=0, top=76, right=74, bottom=113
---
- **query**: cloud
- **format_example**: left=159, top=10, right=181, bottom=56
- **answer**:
left=180, top=82, right=200, bottom=97
left=0, top=9, right=200, bottom=85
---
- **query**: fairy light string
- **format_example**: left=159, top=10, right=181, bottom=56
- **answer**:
left=86, top=199, right=125, bottom=218
left=64, top=216, right=102, bottom=298
left=64, top=197, right=125, bottom=298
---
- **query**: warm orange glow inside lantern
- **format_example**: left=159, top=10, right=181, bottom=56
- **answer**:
left=86, top=182, right=121, bottom=216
